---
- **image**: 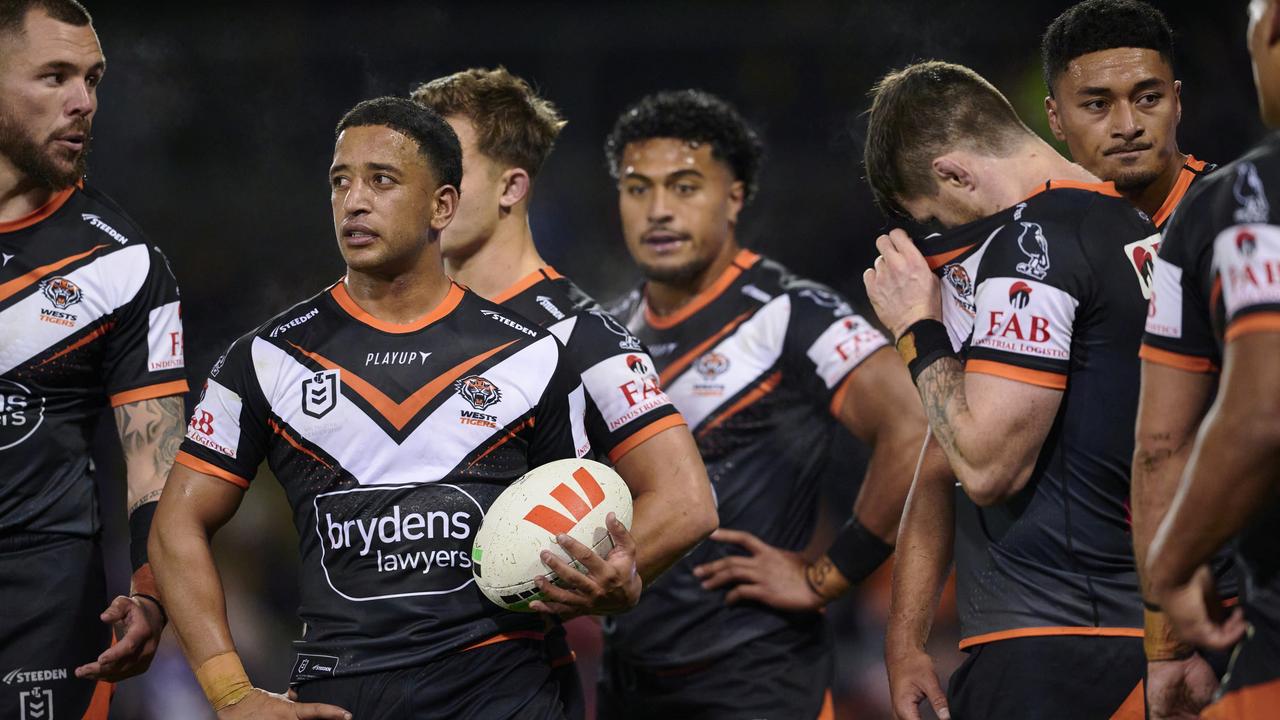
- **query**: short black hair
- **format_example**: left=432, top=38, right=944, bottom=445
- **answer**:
left=0, top=0, right=91, bottom=35
left=605, top=89, right=764, bottom=202
left=336, top=97, right=462, bottom=189
left=1042, top=0, right=1175, bottom=96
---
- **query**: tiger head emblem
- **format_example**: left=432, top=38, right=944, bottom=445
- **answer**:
left=455, top=375, right=502, bottom=411
left=40, top=276, right=83, bottom=310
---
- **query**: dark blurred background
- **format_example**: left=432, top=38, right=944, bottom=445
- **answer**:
left=82, top=1, right=1258, bottom=718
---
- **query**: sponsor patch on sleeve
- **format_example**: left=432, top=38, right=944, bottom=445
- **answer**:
left=146, top=301, right=184, bottom=372
left=1145, top=255, right=1184, bottom=338
left=186, top=378, right=242, bottom=459
left=569, top=383, right=590, bottom=458
left=582, top=352, right=672, bottom=432
left=1214, top=224, right=1280, bottom=319
left=970, top=277, right=1078, bottom=362
left=805, top=314, right=889, bottom=388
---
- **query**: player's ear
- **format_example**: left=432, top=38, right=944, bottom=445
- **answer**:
left=726, top=180, right=746, bottom=224
left=1173, top=80, right=1183, bottom=124
left=498, top=168, right=531, bottom=212
left=431, top=184, right=460, bottom=231
left=1044, top=95, right=1066, bottom=142
left=932, top=154, right=974, bottom=192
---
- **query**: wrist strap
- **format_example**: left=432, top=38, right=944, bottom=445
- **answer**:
left=130, top=593, right=168, bottom=626
left=825, top=516, right=893, bottom=585
left=195, top=652, right=253, bottom=711
left=895, top=319, right=956, bottom=383
left=1144, top=608, right=1194, bottom=661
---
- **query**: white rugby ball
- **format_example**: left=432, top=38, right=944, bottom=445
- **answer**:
left=472, top=458, right=633, bottom=612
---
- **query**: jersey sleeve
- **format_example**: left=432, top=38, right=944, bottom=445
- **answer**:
left=174, top=337, right=270, bottom=489
left=964, top=219, right=1087, bottom=390
left=103, top=245, right=188, bottom=406
left=1140, top=201, right=1222, bottom=373
left=1214, top=221, right=1280, bottom=342
left=780, top=285, right=890, bottom=416
left=527, top=339, right=593, bottom=466
left=567, top=310, right=686, bottom=463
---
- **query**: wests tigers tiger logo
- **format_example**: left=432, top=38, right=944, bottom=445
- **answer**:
left=40, top=276, right=83, bottom=309
left=455, top=375, right=502, bottom=411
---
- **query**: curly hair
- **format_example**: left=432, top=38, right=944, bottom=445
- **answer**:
left=605, top=89, right=764, bottom=202
left=336, top=97, right=462, bottom=189
left=410, top=67, right=566, bottom=179
left=1042, top=0, right=1175, bottom=96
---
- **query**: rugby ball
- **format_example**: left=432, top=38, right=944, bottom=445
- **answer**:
left=472, top=458, right=633, bottom=612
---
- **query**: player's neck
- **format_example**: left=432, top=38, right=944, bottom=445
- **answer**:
left=0, top=161, right=60, bottom=224
left=1126, top=150, right=1188, bottom=219
left=444, top=213, right=545, bottom=301
left=1008, top=137, right=1100, bottom=201
left=345, top=248, right=455, bottom=326
left=645, top=235, right=741, bottom=318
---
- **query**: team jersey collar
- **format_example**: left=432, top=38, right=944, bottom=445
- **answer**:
left=330, top=278, right=465, bottom=334
left=1151, top=154, right=1209, bottom=228
left=642, top=248, right=761, bottom=329
left=0, top=186, right=76, bottom=234
left=917, top=211, right=1011, bottom=271
left=491, top=266, right=563, bottom=304
left=1023, top=178, right=1122, bottom=201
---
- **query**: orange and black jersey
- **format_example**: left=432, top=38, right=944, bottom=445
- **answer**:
left=175, top=280, right=587, bottom=681
left=1151, top=155, right=1214, bottom=230
left=1159, top=135, right=1280, bottom=702
left=491, top=267, right=684, bottom=463
left=604, top=250, right=890, bottom=666
left=0, top=185, right=186, bottom=536
left=1142, top=156, right=1223, bottom=372
left=921, top=182, right=1157, bottom=649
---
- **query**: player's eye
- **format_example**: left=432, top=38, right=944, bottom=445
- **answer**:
left=86, top=73, right=102, bottom=88
left=373, top=174, right=395, bottom=186
left=41, top=73, right=64, bottom=86
left=330, top=176, right=350, bottom=190
left=624, top=184, right=648, bottom=197
left=673, top=182, right=699, bottom=195
left=1082, top=99, right=1107, bottom=111
left=1137, top=93, right=1161, bottom=107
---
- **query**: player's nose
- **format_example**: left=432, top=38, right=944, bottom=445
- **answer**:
left=65, top=81, right=94, bottom=118
left=1110, top=102, right=1142, bottom=139
left=646, top=187, right=674, bottom=223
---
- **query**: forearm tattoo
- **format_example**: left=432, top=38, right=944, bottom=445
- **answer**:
left=115, top=395, right=186, bottom=513
left=913, top=357, right=969, bottom=464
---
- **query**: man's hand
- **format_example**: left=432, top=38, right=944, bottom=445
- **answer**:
left=74, top=595, right=165, bottom=681
left=886, top=648, right=951, bottom=720
left=530, top=513, right=642, bottom=618
left=863, top=229, right=943, bottom=339
left=1158, top=564, right=1247, bottom=652
left=1146, top=655, right=1219, bottom=720
left=691, top=528, right=825, bottom=611
left=219, top=688, right=350, bottom=720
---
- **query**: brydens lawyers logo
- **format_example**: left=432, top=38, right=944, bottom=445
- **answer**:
left=302, top=370, right=341, bottom=418
left=40, top=276, right=82, bottom=309
left=455, top=375, right=501, bottom=411
left=523, top=465, right=606, bottom=535
left=1008, top=281, right=1032, bottom=309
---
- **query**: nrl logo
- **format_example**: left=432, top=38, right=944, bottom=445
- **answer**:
left=40, top=276, right=83, bottom=309
left=302, top=369, right=340, bottom=418
left=455, top=375, right=502, bottom=411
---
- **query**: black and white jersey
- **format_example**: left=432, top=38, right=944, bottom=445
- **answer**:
left=175, top=280, right=587, bottom=681
left=491, top=267, right=684, bottom=462
left=919, top=181, right=1157, bottom=650
left=0, top=185, right=186, bottom=536
left=604, top=249, right=890, bottom=666
left=1159, top=136, right=1280, bottom=695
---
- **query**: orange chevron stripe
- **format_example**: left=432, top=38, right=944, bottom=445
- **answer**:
left=0, top=243, right=110, bottom=304
left=268, top=418, right=333, bottom=469
left=659, top=310, right=753, bottom=387
left=288, top=340, right=517, bottom=430
left=524, top=504, right=576, bottom=535
left=550, top=482, right=592, bottom=521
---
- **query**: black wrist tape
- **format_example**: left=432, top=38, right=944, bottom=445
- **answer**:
left=130, top=501, right=158, bottom=572
left=826, top=516, right=894, bottom=585
left=895, top=319, right=955, bottom=384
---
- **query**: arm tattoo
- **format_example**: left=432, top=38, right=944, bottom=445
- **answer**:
left=913, top=357, right=970, bottom=464
left=115, top=395, right=186, bottom=512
